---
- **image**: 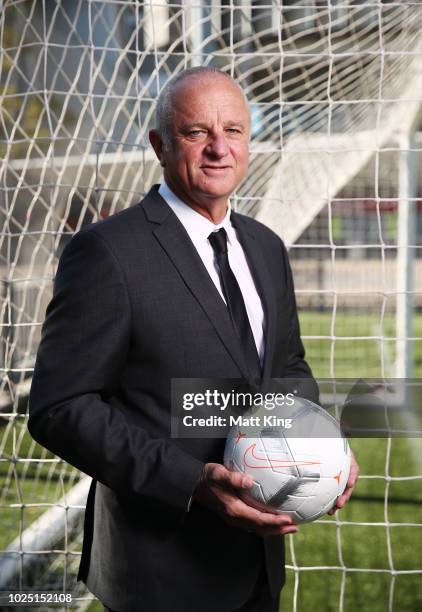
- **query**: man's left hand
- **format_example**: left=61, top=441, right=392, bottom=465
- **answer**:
left=327, top=449, right=359, bottom=515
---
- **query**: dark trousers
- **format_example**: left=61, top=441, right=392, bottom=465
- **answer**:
left=103, top=563, right=280, bottom=612
left=233, top=562, right=280, bottom=612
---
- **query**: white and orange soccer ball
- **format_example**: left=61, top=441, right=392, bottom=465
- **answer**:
left=224, top=397, right=351, bottom=524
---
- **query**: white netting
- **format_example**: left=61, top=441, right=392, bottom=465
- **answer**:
left=1, top=1, right=422, bottom=610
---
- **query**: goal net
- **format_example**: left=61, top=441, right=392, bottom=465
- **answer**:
left=1, top=1, right=422, bottom=610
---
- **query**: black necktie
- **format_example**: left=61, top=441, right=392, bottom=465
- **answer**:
left=208, top=228, right=261, bottom=382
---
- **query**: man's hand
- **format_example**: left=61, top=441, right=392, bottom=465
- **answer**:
left=327, top=449, right=360, bottom=515
left=193, top=462, right=298, bottom=536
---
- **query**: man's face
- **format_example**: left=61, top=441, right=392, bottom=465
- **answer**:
left=151, top=75, right=250, bottom=215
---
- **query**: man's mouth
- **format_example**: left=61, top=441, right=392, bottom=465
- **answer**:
left=201, top=165, right=231, bottom=172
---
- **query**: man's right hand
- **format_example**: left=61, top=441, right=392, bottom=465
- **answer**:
left=193, top=462, right=299, bottom=537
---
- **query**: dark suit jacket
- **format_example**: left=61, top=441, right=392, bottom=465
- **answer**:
left=28, top=186, right=317, bottom=612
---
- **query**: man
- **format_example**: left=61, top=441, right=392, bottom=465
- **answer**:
left=28, top=67, right=358, bottom=612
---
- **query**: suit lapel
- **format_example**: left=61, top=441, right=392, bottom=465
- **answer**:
left=141, top=188, right=252, bottom=380
left=231, top=212, right=278, bottom=380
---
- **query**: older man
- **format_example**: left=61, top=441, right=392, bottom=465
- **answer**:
left=29, top=67, right=358, bottom=612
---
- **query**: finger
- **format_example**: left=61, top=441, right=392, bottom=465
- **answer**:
left=211, top=465, right=254, bottom=490
left=342, top=476, right=358, bottom=500
left=348, top=452, right=360, bottom=486
left=226, top=514, right=298, bottom=535
left=255, top=525, right=299, bottom=537
left=333, top=483, right=355, bottom=510
left=328, top=489, right=352, bottom=514
left=237, top=504, right=294, bottom=526
left=336, top=489, right=353, bottom=508
left=347, top=470, right=358, bottom=488
left=330, top=456, right=359, bottom=512
left=226, top=498, right=295, bottom=527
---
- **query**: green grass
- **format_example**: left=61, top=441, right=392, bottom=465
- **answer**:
left=280, top=436, right=422, bottom=612
left=278, top=311, right=422, bottom=611
left=1, top=311, right=422, bottom=610
left=85, top=602, right=103, bottom=612
left=0, top=419, right=81, bottom=550
left=299, top=311, right=422, bottom=378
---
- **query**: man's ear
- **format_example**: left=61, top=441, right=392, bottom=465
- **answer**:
left=149, top=130, right=166, bottom=167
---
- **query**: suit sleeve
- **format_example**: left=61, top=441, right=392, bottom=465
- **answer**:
left=280, top=240, right=319, bottom=403
left=28, top=229, right=204, bottom=513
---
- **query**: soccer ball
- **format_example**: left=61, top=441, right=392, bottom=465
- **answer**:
left=224, top=397, right=351, bottom=524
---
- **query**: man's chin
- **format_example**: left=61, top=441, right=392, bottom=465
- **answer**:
left=198, top=188, right=235, bottom=203
left=196, top=177, right=240, bottom=199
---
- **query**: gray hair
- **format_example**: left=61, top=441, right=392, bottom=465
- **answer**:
left=155, top=67, right=246, bottom=148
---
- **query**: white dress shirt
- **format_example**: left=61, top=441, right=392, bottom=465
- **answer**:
left=158, top=181, right=265, bottom=366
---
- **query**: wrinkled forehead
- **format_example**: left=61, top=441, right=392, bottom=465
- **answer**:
left=170, top=74, right=250, bottom=122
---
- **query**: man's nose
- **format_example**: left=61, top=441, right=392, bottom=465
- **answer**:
left=205, top=132, right=229, bottom=158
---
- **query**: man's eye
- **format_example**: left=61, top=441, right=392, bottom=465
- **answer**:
left=189, top=130, right=205, bottom=137
left=226, top=128, right=242, bottom=134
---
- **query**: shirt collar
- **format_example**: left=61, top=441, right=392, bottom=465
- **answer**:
left=158, top=180, right=235, bottom=245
